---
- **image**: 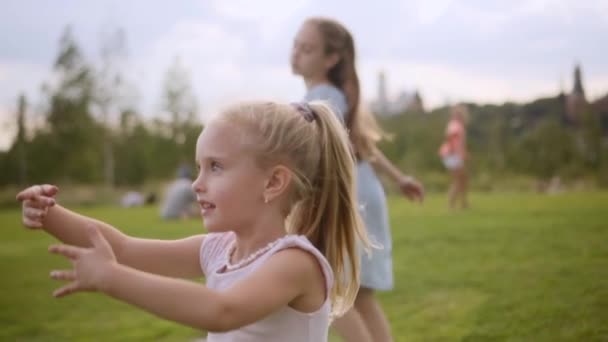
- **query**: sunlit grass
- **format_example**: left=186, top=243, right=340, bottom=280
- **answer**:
left=1, top=191, right=607, bottom=341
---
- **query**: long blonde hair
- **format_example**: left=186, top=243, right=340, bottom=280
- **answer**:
left=306, top=17, right=388, bottom=159
left=220, top=100, right=370, bottom=318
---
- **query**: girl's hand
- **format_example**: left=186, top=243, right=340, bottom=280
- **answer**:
left=16, top=184, right=58, bottom=229
left=398, top=175, right=425, bottom=203
left=49, top=224, right=117, bottom=298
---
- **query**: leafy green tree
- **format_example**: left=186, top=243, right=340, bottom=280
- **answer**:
left=45, top=27, right=102, bottom=183
left=94, top=27, right=129, bottom=188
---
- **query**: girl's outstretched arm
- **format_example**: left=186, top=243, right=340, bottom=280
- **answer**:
left=17, top=184, right=205, bottom=278
left=368, top=147, right=425, bottom=202
left=50, top=228, right=321, bottom=332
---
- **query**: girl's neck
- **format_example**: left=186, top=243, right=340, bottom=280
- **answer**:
left=304, top=75, right=331, bottom=90
left=232, top=215, right=287, bottom=263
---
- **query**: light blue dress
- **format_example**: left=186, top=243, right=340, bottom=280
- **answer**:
left=305, top=84, right=393, bottom=290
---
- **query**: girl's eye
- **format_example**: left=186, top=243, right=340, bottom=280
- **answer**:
left=211, top=161, right=222, bottom=171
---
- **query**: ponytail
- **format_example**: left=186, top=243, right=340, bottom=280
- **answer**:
left=287, top=101, right=369, bottom=318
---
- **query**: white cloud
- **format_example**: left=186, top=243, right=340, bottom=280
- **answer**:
left=131, top=20, right=246, bottom=117
left=0, top=0, right=606, bottom=132
left=133, top=18, right=305, bottom=122
left=0, top=61, right=52, bottom=152
left=209, top=0, right=309, bottom=21
left=0, top=61, right=50, bottom=104
left=399, top=0, right=455, bottom=26
left=208, top=0, right=310, bottom=42
left=455, top=4, right=513, bottom=38
left=199, top=64, right=304, bottom=122
left=153, top=20, right=247, bottom=63
left=582, top=75, right=608, bottom=101
left=515, top=0, right=608, bottom=25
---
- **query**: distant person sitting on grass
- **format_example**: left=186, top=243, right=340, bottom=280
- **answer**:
left=160, top=165, right=197, bottom=220
left=120, top=191, right=145, bottom=208
left=16, top=100, right=371, bottom=342
left=121, top=191, right=157, bottom=208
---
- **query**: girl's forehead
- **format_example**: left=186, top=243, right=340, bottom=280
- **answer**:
left=297, top=23, right=321, bottom=42
left=196, top=121, right=252, bottom=154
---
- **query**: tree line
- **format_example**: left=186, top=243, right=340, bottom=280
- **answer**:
left=2, top=27, right=607, bottom=190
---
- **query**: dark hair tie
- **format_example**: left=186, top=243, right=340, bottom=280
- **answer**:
left=290, top=102, right=317, bottom=123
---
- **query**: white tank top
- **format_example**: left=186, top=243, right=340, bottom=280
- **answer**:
left=199, top=232, right=334, bottom=342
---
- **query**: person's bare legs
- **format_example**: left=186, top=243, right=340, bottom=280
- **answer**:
left=449, top=168, right=469, bottom=210
left=354, top=287, right=393, bottom=342
left=459, top=168, right=469, bottom=209
left=332, top=307, right=373, bottom=342
left=448, top=169, right=459, bottom=209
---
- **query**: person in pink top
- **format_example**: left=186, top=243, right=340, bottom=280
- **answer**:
left=439, top=104, right=469, bottom=209
left=16, top=100, right=371, bottom=342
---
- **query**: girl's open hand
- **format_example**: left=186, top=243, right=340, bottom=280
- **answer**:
left=16, top=184, right=58, bottom=229
left=49, top=224, right=117, bottom=298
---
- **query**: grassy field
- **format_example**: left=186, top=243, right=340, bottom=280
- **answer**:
left=1, top=191, right=607, bottom=341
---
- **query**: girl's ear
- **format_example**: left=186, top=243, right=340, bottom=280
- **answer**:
left=263, top=165, right=292, bottom=203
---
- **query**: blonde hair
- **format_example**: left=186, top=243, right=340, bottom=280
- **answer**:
left=451, top=103, right=469, bottom=123
left=305, top=17, right=389, bottom=159
left=219, top=100, right=370, bottom=318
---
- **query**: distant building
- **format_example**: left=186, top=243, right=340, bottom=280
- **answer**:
left=370, top=70, right=424, bottom=116
left=565, top=64, right=588, bottom=123
left=376, top=71, right=389, bottom=114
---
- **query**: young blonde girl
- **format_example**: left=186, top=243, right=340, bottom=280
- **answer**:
left=17, top=101, right=369, bottom=342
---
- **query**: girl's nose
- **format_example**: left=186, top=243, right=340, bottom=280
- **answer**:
left=192, top=174, right=206, bottom=193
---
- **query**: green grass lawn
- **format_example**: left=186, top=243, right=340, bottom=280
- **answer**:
left=1, top=192, right=607, bottom=341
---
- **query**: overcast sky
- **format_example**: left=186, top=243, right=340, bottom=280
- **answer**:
left=1, top=0, right=607, bottom=149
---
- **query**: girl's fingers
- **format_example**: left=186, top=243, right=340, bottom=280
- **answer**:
left=53, top=282, right=81, bottom=298
left=22, top=197, right=55, bottom=228
left=16, top=185, right=45, bottom=201
left=40, top=184, right=59, bottom=197
left=402, top=184, right=424, bottom=203
left=23, top=198, right=45, bottom=210
left=24, top=206, right=45, bottom=220
left=22, top=196, right=55, bottom=216
left=16, top=187, right=37, bottom=201
left=16, top=184, right=58, bottom=202
left=50, top=270, right=76, bottom=281
left=48, top=244, right=84, bottom=260
left=23, top=207, right=45, bottom=228
left=33, top=195, right=56, bottom=207
left=23, top=218, right=43, bottom=228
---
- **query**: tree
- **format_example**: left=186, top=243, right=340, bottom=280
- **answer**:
left=0, top=94, right=28, bottom=186
left=162, top=58, right=198, bottom=139
left=113, top=109, right=150, bottom=185
left=94, top=27, right=130, bottom=188
left=16, top=94, right=27, bottom=185
left=159, top=57, right=200, bottom=166
left=45, top=26, right=101, bottom=183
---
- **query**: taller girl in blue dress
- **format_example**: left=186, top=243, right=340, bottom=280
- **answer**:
left=291, top=17, right=425, bottom=342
